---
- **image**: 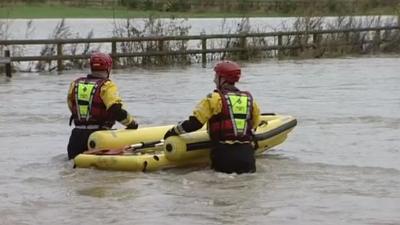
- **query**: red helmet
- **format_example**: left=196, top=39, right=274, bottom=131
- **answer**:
left=90, top=52, right=112, bottom=73
left=214, top=60, right=241, bottom=83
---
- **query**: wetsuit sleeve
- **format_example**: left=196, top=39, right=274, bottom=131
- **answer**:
left=252, top=100, right=261, bottom=128
left=169, top=93, right=222, bottom=135
left=100, top=80, right=123, bottom=109
left=176, top=116, right=203, bottom=133
left=101, top=81, right=135, bottom=126
left=67, top=81, right=75, bottom=112
left=192, top=92, right=222, bottom=124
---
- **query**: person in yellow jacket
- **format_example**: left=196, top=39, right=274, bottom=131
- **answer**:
left=67, top=52, right=138, bottom=159
left=164, top=60, right=261, bottom=174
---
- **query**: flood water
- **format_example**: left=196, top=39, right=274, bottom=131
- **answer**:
left=0, top=55, right=399, bottom=224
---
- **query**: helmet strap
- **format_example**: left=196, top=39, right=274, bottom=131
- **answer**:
left=218, top=77, right=229, bottom=90
left=91, top=71, right=109, bottom=79
left=215, top=75, right=222, bottom=90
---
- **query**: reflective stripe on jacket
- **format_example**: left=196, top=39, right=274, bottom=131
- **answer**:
left=208, top=90, right=254, bottom=142
left=69, top=76, right=114, bottom=128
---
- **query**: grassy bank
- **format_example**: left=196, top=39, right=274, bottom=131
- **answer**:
left=0, top=5, right=279, bottom=19
left=0, top=3, right=398, bottom=19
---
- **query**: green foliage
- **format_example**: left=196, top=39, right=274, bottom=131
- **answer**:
left=20, top=0, right=46, bottom=3
left=326, top=0, right=351, bottom=15
left=144, top=0, right=154, bottom=10
left=120, top=0, right=140, bottom=9
left=165, top=0, right=191, bottom=12
left=277, top=0, right=297, bottom=14
left=237, top=0, right=248, bottom=12
left=2, top=0, right=400, bottom=18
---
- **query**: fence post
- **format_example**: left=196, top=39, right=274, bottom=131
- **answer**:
left=312, top=33, right=320, bottom=46
left=57, top=43, right=63, bottom=71
left=277, top=34, right=283, bottom=58
left=4, top=50, right=12, bottom=78
left=201, top=35, right=207, bottom=67
left=344, top=31, right=350, bottom=43
left=398, top=15, right=400, bottom=27
left=373, top=29, right=381, bottom=52
left=239, top=32, right=248, bottom=60
left=158, top=39, right=165, bottom=65
left=312, top=32, right=321, bottom=57
left=111, top=40, right=117, bottom=68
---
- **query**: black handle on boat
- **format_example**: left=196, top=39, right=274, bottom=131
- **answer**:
left=128, top=140, right=164, bottom=150
left=84, top=140, right=164, bottom=155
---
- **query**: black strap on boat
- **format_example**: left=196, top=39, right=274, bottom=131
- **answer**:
left=187, top=141, right=213, bottom=151
left=254, top=119, right=297, bottom=141
left=252, top=134, right=259, bottom=150
left=186, top=118, right=297, bottom=151
left=142, top=161, right=148, bottom=172
left=261, top=113, right=276, bottom=116
left=69, top=115, right=73, bottom=126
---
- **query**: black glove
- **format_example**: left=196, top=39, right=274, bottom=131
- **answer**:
left=126, top=121, right=139, bottom=130
left=164, top=127, right=178, bottom=140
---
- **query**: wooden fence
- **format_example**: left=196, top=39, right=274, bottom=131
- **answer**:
left=1, top=25, right=399, bottom=75
left=0, top=50, right=12, bottom=77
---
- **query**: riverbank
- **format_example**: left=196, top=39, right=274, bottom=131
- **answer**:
left=0, top=5, right=249, bottom=19
left=0, top=3, right=398, bottom=19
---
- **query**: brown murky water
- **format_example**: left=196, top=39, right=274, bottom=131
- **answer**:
left=0, top=56, right=399, bottom=224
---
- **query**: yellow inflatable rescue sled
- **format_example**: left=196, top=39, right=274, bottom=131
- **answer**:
left=74, top=113, right=297, bottom=172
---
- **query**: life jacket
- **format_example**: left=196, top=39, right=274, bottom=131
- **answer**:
left=208, top=89, right=254, bottom=142
left=70, top=75, right=115, bottom=128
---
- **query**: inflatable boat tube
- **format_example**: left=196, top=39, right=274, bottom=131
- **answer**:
left=163, top=115, right=297, bottom=161
left=87, top=125, right=172, bottom=150
left=74, top=113, right=297, bottom=172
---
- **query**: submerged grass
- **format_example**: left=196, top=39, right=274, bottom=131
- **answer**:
left=112, top=16, right=192, bottom=67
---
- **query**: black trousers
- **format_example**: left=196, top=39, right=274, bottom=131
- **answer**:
left=67, top=128, right=101, bottom=160
left=210, top=142, right=256, bottom=174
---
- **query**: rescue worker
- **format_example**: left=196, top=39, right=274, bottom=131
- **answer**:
left=67, top=52, right=138, bottom=160
left=164, top=60, right=261, bottom=174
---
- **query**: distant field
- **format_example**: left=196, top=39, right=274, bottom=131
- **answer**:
left=0, top=5, right=279, bottom=18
